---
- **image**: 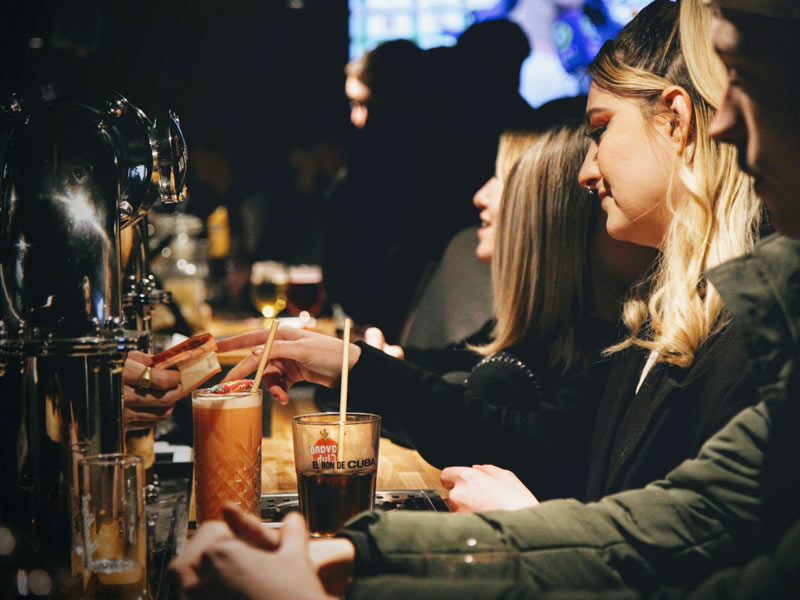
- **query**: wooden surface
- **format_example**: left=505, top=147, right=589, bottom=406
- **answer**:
left=263, top=389, right=447, bottom=497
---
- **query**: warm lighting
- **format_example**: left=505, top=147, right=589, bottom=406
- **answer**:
left=262, top=305, right=276, bottom=318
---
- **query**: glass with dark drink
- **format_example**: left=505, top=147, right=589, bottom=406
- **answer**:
left=286, top=264, right=326, bottom=324
left=292, top=413, right=380, bottom=536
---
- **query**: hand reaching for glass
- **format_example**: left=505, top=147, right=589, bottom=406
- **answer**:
left=218, top=327, right=362, bottom=405
left=122, top=350, right=184, bottom=429
left=440, top=465, right=539, bottom=514
left=169, top=504, right=344, bottom=600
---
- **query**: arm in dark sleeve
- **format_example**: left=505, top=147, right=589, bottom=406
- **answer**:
left=345, top=343, right=607, bottom=494
left=685, top=516, right=800, bottom=600
left=402, top=320, right=493, bottom=375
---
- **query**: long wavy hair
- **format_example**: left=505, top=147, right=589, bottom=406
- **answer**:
left=475, top=122, right=599, bottom=375
left=591, top=0, right=761, bottom=367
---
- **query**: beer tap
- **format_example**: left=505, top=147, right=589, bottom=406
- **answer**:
left=0, top=85, right=187, bottom=590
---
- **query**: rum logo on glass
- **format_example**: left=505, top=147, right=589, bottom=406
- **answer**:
left=310, top=429, right=338, bottom=469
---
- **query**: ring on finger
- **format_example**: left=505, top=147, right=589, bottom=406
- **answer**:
left=137, top=366, right=153, bottom=389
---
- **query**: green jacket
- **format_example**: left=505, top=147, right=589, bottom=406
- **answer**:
left=342, top=235, right=800, bottom=599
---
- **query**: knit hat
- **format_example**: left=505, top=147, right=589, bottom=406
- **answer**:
left=710, top=0, right=800, bottom=19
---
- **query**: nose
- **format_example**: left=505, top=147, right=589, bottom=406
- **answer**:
left=708, top=86, right=745, bottom=146
left=578, top=145, right=599, bottom=191
left=473, top=178, right=492, bottom=209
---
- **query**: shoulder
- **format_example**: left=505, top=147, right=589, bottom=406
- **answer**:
left=468, top=350, right=545, bottom=406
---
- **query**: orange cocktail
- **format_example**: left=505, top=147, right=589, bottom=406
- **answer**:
left=192, top=389, right=262, bottom=522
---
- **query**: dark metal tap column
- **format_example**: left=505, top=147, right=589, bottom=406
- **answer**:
left=0, top=87, right=186, bottom=580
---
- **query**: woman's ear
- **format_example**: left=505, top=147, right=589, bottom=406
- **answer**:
left=661, top=85, right=693, bottom=154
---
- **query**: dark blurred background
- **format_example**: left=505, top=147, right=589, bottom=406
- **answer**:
left=0, top=0, right=350, bottom=259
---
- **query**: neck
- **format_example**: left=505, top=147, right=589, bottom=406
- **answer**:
left=591, top=273, right=625, bottom=323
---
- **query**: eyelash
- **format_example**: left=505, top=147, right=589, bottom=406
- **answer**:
left=586, top=125, right=606, bottom=143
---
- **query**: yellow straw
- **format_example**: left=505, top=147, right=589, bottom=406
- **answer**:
left=338, top=318, right=351, bottom=458
left=252, top=319, right=280, bottom=392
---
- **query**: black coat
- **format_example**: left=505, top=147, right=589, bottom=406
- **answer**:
left=584, top=322, right=758, bottom=501
left=345, top=320, right=757, bottom=503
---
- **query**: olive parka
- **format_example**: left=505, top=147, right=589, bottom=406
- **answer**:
left=339, top=234, right=800, bottom=599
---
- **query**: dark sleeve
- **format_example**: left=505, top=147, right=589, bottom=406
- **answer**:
left=689, top=324, right=761, bottom=456
left=345, top=342, right=607, bottom=494
left=339, top=403, right=769, bottom=594
left=346, top=576, right=643, bottom=599
left=684, top=517, right=800, bottom=600
left=402, top=320, right=493, bottom=375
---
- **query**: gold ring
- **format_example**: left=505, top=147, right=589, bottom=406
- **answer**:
left=137, top=366, right=152, bottom=389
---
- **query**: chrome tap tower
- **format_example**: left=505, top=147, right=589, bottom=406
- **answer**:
left=0, top=87, right=186, bottom=571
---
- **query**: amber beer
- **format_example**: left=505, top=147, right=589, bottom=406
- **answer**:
left=286, top=264, right=325, bottom=319
left=292, top=413, right=380, bottom=536
left=77, top=454, right=148, bottom=600
left=250, top=261, right=288, bottom=318
left=84, top=562, right=148, bottom=600
left=193, top=389, right=263, bottom=522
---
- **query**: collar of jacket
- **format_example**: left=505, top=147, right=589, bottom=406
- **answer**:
left=706, top=233, right=800, bottom=406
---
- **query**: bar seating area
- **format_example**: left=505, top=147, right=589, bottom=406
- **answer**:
left=3, top=1, right=800, bottom=598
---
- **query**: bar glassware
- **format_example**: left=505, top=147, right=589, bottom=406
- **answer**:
left=78, top=453, right=149, bottom=600
left=192, top=388, right=263, bottom=522
left=292, top=412, right=380, bottom=536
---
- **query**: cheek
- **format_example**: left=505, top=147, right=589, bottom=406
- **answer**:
left=487, top=190, right=502, bottom=219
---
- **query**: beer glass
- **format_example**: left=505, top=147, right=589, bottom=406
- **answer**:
left=249, top=260, right=288, bottom=318
left=78, top=454, right=149, bottom=600
left=192, top=388, right=263, bottom=522
left=286, top=264, right=325, bottom=325
left=292, top=413, right=380, bottom=536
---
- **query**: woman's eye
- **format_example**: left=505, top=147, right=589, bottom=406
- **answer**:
left=586, top=125, right=606, bottom=143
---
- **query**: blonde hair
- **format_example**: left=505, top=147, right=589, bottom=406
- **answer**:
left=475, top=122, right=598, bottom=374
left=495, top=130, right=538, bottom=186
left=590, top=0, right=760, bottom=367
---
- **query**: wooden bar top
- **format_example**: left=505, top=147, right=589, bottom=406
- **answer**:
left=263, top=388, right=447, bottom=498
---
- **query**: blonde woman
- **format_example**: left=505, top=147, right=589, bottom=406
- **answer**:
left=227, top=121, right=653, bottom=500
left=441, top=0, right=764, bottom=510
left=363, top=129, right=541, bottom=367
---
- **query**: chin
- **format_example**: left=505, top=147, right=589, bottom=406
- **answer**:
left=475, top=245, right=492, bottom=263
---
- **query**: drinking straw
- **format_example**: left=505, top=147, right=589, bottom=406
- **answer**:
left=252, top=319, right=280, bottom=392
left=338, top=318, right=352, bottom=456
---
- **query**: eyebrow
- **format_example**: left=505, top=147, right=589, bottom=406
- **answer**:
left=584, top=107, right=610, bottom=125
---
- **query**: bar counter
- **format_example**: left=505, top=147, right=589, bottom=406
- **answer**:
left=261, top=386, right=448, bottom=498
left=209, top=317, right=448, bottom=499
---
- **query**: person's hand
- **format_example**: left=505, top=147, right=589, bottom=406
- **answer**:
left=168, top=520, right=237, bottom=595
left=122, top=351, right=184, bottom=429
left=171, top=510, right=335, bottom=600
left=363, top=327, right=405, bottom=359
left=441, top=465, right=540, bottom=513
left=219, top=327, right=361, bottom=405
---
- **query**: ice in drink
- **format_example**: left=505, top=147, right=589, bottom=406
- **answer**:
left=193, top=388, right=263, bottom=522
